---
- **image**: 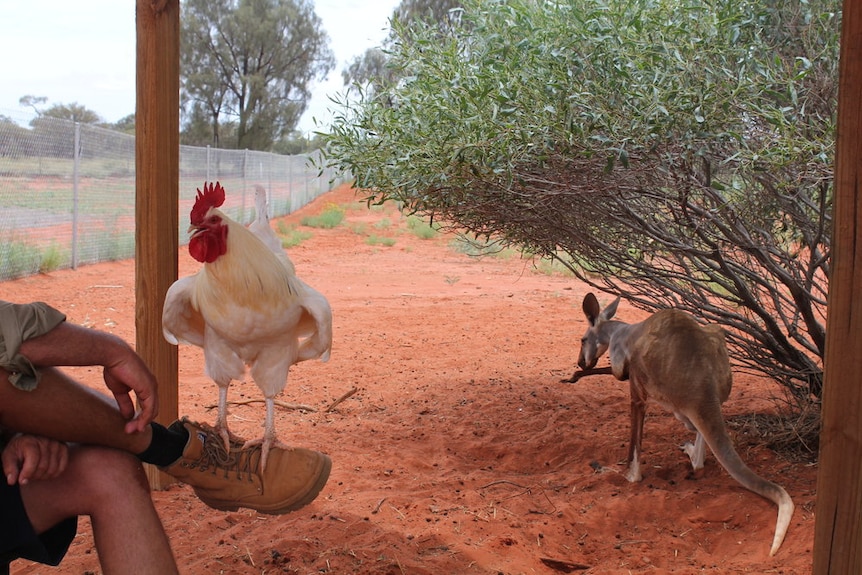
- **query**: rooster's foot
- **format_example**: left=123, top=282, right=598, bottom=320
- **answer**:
left=212, top=425, right=245, bottom=452
left=242, top=437, right=294, bottom=471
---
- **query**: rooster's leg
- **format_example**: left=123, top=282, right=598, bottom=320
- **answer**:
left=242, top=396, right=291, bottom=471
left=215, top=385, right=233, bottom=452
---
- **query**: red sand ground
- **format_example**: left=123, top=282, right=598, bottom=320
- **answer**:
left=5, top=184, right=815, bottom=574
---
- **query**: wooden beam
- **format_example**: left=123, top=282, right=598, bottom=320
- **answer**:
left=135, top=0, right=180, bottom=489
left=813, top=0, right=862, bottom=571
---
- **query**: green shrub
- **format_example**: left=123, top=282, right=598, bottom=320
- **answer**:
left=534, top=256, right=576, bottom=277
left=348, top=222, right=368, bottom=235
left=280, top=226, right=313, bottom=248
left=301, top=203, right=345, bottom=229
left=0, top=240, right=42, bottom=280
left=449, top=236, right=511, bottom=258
left=39, top=243, right=68, bottom=273
left=406, top=215, right=439, bottom=239
left=365, top=235, right=397, bottom=246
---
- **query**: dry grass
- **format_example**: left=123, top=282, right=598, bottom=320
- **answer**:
left=728, top=398, right=821, bottom=464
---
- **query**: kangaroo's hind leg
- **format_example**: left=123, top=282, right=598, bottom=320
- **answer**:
left=674, top=412, right=707, bottom=471
left=682, top=431, right=706, bottom=470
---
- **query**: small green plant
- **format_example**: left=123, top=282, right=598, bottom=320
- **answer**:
left=0, top=240, right=42, bottom=280
left=279, top=226, right=313, bottom=248
left=39, top=243, right=68, bottom=273
left=534, top=256, right=576, bottom=277
left=348, top=222, right=368, bottom=235
left=449, top=236, right=512, bottom=258
left=374, top=218, right=392, bottom=230
left=365, top=235, right=397, bottom=247
left=406, top=215, right=439, bottom=240
left=84, top=228, right=135, bottom=262
left=343, top=201, right=368, bottom=212
left=301, top=203, right=345, bottom=229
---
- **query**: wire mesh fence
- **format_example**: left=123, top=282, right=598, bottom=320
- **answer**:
left=0, top=111, right=346, bottom=281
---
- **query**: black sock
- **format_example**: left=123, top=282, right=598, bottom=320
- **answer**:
left=136, top=422, right=189, bottom=467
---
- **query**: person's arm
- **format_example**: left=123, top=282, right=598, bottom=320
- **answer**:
left=20, top=321, right=159, bottom=434
left=0, top=301, right=66, bottom=391
left=20, top=319, right=138, bottom=368
left=1, top=301, right=159, bottom=434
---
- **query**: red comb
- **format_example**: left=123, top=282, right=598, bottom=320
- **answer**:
left=191, top=181, right=226, bottom=224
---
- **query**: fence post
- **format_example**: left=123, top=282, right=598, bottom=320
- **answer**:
left=305, top=155, right=310, bottom=206
left=242, top=149, right=249, bottom=222
left=243, top=148, right=249, bottom=219
left=71, top=122, right=80, bottom=270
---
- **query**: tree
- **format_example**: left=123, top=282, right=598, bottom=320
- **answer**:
left=41, top=102, right=103, bottom=125
left=18, top=95, right=47, bottom=116
left=16, top=97, right=106, bottom=157
left=18, top=95, right=104, bottom=125
left=113, top=114, right=136, bottom=135
left=325, top=0, right=838, bottom=403
left=271, top=130, right=324, bottom=155
left=342, top=0, right=463, bottom=97
left=180, top=102, right=239, bottom=148
left=0, top=115, right=34, bottom=157
left=181, top=0, right=335, bottom=150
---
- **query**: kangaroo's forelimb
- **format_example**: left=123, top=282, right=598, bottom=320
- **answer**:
left=561, top=366, right=614, bottom=383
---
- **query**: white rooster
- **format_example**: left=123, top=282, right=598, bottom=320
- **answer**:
left=162, top=181, right=332, bottom=469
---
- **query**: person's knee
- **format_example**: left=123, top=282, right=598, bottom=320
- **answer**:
left=20, top=445, right=153, bottom=529
left=72, top=446, right=150, bottom=500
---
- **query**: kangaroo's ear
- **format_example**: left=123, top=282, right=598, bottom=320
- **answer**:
left=601, top=296, right=621, bottom=321
left=582, top=293, right=600, bottom=326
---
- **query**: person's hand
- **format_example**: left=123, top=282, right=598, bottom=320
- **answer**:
left=102, top=347, right=160, bottom=434
left=2, top=434, right=69, bottom=486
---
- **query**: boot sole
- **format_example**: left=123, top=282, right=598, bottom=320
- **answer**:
left=199, top=453, right=332, bottom=515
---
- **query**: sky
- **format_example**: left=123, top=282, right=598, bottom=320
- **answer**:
left=0, top=0, right=399, bottom=134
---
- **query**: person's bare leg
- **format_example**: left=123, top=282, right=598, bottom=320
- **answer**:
left=19, top=445, right=179, bottom=575
left=0, top=367, right=152, bottom=455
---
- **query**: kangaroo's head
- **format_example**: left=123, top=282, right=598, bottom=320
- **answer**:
left=577, top=292, right=621, bottom=369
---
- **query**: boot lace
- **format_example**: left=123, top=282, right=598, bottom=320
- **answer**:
left=192, top=428, right=262, bottom=482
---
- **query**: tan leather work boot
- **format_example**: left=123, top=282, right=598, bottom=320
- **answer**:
left=161, top=418, right=331, bottom=515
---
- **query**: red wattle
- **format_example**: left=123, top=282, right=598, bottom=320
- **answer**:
left=188, top=227, right=228, bottom=263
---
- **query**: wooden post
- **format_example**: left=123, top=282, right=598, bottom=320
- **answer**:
left=135, top=0, right=180, bottom=489
left=813, top=0, right=862, bottom=571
